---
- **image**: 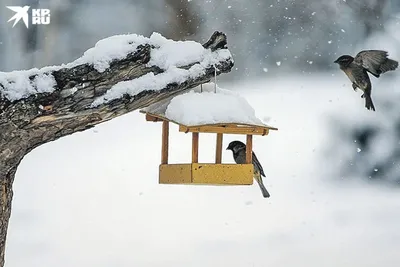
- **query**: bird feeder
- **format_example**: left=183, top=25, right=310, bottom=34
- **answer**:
left=139, top=84, right=278, bottom=186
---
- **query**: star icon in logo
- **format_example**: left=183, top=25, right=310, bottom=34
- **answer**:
left=6, top=6, right=30, bottom=28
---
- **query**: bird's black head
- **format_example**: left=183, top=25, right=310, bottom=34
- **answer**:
left=226, top=140, right=246, bottom=151
left=334, top=55, right=354, bottom=67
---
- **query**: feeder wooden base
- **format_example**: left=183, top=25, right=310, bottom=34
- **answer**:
left=159, top=163, right=254, bottom=185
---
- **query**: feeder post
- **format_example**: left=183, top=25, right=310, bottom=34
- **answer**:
left=192, top=133, right=199, bottom=163
left=215, top=133, right=223, bottom=163
left=161, top=120, right=169, bottom=164
left=246, top=134, right=253, bottom=164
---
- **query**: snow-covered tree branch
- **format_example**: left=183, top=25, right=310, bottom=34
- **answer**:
left=0, top=31, right=233, bottom=267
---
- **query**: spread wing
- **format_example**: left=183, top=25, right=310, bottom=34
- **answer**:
left=354, top=50, right=398, bottom=78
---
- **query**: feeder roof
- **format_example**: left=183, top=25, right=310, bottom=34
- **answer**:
left=140, top=83, right=278, bottom=134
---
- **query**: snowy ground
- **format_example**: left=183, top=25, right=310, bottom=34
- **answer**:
left=6, top=74, right=400, bottom=267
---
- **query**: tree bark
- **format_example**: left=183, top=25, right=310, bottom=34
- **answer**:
left=0, top=31, right=232, bottom=267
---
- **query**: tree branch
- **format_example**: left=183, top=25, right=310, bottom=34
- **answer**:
left=0, top=31, right=233, bottom=267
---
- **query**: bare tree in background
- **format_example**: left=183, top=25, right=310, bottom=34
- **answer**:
left=22, top=0, right=39, bottom=69
left=39, top=0, right=84, bottom=67
left=345, top=0, right=389, bottom=37
left=164, top=0, right=200, bottom=39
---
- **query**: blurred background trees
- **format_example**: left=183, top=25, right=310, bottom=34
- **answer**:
left=1, top=0, right=398, bottom=78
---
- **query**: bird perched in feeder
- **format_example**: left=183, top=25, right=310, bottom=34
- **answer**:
left=226, top=140, right=270, bottom=198
left=334, top=50, right=398, bottom=111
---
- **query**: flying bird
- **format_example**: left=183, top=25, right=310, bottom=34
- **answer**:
left=226, top=140, right=270, bottom=198
left=334, top=50, right=398, bottom=111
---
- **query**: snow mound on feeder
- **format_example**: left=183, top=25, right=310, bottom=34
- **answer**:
left=145, top=83, right=269, bottom=127
left=166, top=89, right=262, bottom=126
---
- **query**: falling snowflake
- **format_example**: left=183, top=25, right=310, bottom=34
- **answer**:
left=276, top=61, right=281, bottom=66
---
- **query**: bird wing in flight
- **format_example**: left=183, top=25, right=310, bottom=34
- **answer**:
left=354, top=50, right=398, bottom=78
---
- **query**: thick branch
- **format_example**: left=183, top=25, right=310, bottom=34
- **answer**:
left=1, top=31, right=232, bottom=168
left=0, top=31, right=233, bottom=267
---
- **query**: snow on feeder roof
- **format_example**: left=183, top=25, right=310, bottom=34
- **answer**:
left=141, top=83, right=278, bottom=135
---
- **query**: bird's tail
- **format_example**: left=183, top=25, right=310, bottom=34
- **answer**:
left=364, top=94, right=376, bottom=111
left=254, top=172, right=270, bottom=198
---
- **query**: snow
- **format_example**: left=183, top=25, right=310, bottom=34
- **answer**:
left=92, top=34, right=232, bottom=106
left=147, top=34, right=206, bottom=70
left=72, top=34, right=150, bottom=72
left=0, top=32, right=232, bottom=103
left=8, top=74, right=400, bottom=267
left=34, top=73, right=57, bottom=94
left=0, top=70, right=56, bottom=101
left=92, top=71, right=186, bottom=106
left=141, top=82, right=276, bottom=128
left=164, top=85, right=267, bottom=127
left=0, top=33, right=149, bottom=101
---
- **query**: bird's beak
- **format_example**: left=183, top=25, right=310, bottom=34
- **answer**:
left=334, top=59, right=338, bottom=63
left=226, top=147, right=229, bottom=150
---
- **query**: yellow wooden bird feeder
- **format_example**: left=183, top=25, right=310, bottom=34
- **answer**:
left=140, top=84, right=278, bottom=186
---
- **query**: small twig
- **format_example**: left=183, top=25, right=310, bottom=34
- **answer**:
left=214, top=65, right=217, bottom=93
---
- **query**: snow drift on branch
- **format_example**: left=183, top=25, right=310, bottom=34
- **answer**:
left=0, top=32, right=232, bottom=103
left=91, top=33, right=231, bottom=106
